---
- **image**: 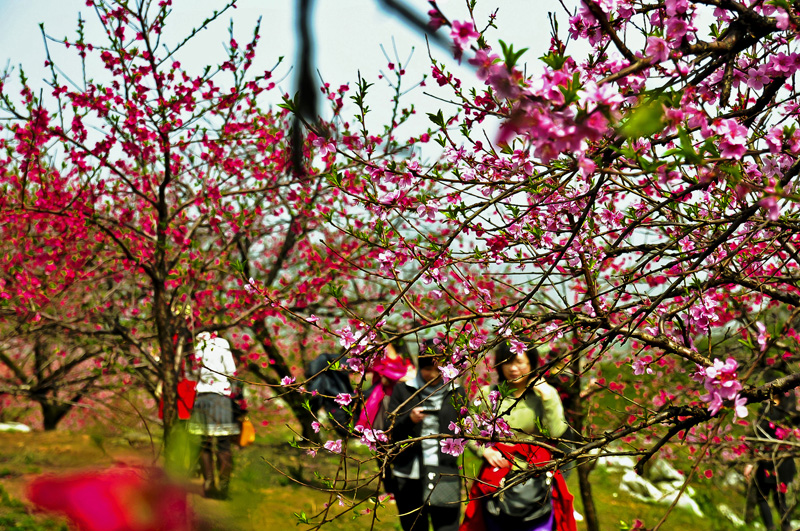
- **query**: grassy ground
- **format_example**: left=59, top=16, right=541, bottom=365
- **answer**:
left=0, top=421, right=763, bottom=531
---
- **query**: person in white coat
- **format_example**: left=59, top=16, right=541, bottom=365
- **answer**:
left=187, top=332, right=241, bottom=499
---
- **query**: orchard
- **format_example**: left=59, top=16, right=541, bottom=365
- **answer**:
left=1, top=0, right=800, bottom=529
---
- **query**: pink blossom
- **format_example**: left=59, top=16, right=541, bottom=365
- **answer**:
left=427, top=9, right=447, bottom=31
left=665, top=17, right=690, bottom=42
left=335, top=326, right=358, bottom=349
left=450, top=20, right=479, bottom=46
left=355, top=426, right=388, bottom=451
left=665, top=0, right=689, bottom=16
left=707, top=391, right=724, bottom=416
left=416, top=200, right=439, bottom=221
left=733, top=395, right=748, bottom=419
left=486, top=64, right=521, bottom=100
left=312, top=421, right=321, bottom=433
left=747, top=65, right=770, bottom=91
left=347, top=357, right=365, bottom=374
left=646, top=36, right=670, bottom=63
left=440, top=438, right=466, bottom=456
left=632, top=357, right=654, bottom=376
left=715, top=118, right=748, bottom=159
left=775, top=8, right=790, bottom=30
left=311, top=136, right=336, bottom=157
left=509, top=339, right=527, bottom=356
left=579, top=82, right=624, bottom=113
left=468, top=49, right=501, bottom=81
left=766, top=52, right=798, bottom=76
left=755, top=322, right=768, bottom=351
left=281, top=376, right=295, bottom=386
left=439, top=364, right=459, bottom=383
left=468, top=333, right=487, bottom=350
left=323, top=439, right=343, bottom=454
left=760, top=196, right=781, bottom=221
left=765, top=127, right=784, bottom=154
left=335, top=393, right=353, bottom=406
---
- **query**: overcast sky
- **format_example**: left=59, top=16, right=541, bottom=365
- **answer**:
left=0, top=0, right=570, bottom=141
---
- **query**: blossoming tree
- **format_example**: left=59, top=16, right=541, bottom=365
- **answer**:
left=5, top=0, right=800, bottom=527
left=0, top=0, right=410, bottom=442
left=269, top=0, right=800, bottom=528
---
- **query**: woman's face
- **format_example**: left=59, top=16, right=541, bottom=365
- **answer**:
left=385, top=343, right=398, bottom=359
left=501, top=353, right=531, bottom=384
left=420, top=365, right=441, bottom=383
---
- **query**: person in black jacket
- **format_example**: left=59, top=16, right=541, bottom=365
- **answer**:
left=744, top=390, right=798, bottom=531
left=387, top=340, right=467, bottom=531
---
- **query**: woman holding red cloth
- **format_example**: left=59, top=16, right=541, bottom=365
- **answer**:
left=461, top=342, right=577, bottom=531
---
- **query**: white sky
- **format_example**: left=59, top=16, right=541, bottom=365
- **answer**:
left=0, top=0, right=568, bottom=122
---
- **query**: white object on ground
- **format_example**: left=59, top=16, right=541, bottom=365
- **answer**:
left=0, top=422, right=31, bottom=432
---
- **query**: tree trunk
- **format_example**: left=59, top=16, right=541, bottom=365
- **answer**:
left=562, top=350, right=601, bottom=531
left=38, top=400, right=71, bottom=431
left=577, top=460, right=600, bottom=531
left=153, top=280, right=178, bottom=442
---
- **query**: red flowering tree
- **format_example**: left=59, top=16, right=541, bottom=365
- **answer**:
left=0, top=0, right=410, bottom=442
left=6, top=0, right=800, bottom=527
left=262, top=0, right=800, bottom=528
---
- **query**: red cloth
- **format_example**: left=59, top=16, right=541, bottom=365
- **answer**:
left=356, top=355, right=413, bottom=428
left=460, top=443, right=577, bottom=531
left=27, top=466, right=193, bottom=531
left=157, top=379, right=197, bottom=420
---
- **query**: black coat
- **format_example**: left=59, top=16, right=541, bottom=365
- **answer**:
left=388, top=380, right=467, bottom=476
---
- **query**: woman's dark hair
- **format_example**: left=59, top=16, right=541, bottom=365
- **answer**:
left=418, top=338, right=445, bottom=369
left=392, top=337, right=411, bottom=359
left=494, top=341, right=539, bottom=383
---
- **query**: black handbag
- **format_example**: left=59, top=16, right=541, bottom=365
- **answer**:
left=484, top=467, right=552, bottom=523
left=422, top=466, right=461, bottom=507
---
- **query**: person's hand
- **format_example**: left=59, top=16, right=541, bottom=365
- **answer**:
left=483, top=447, right=510, bottom=469
left=743, top=464, right=754, bottom=481
left=410, top=407, right=426, bottom=424
left=532, top=379, right=556, bottom=400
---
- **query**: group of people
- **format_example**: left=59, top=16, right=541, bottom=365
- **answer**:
left=185, top=330, right=576, bottom=530
left=356, top=339, right=577, bottom=531
left=182, top=331, right=799, bottom=531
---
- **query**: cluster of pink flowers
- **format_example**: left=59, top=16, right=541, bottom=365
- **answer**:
left=440, top=437, right=466, bottom=456
left=692, top=358, right=747, bottom=418
left=354, top=425, right=388, bottom=451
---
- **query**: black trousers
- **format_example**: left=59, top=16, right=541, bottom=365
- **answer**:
left=755, top=460, right=794, bottom=531
left=393, top=476, right=460, bottom=531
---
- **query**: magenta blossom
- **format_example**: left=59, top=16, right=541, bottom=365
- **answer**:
left=335, top=393, right=353, bottom=406
left=354, top=426, right=388, bottom=451
left=632, top=357, right=654, bottom=376
left=646, top=36, right=670, bottom=63
left=323, top=439, right=343, bottom=454
left=450, top=20, right=479, bottom=46
left=695, top=358, right=747, bottom=419
left=440, top=438, right=466, bottom=457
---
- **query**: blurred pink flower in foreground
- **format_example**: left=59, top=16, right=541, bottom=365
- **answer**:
left=27, top=466, right=193, bottom=531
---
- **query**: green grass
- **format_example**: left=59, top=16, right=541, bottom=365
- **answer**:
left=0, top=407, right=776, bottom=530
left=0, top=485, right=68, bottom=531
